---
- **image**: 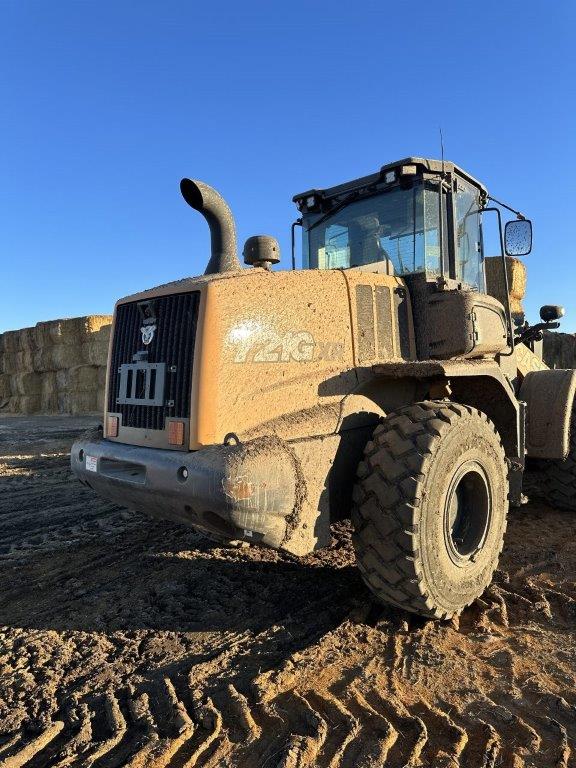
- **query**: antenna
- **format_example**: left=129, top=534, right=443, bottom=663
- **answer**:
left=439, top=126, right=445, bottom=176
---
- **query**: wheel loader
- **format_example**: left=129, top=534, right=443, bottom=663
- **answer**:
left=72, top=157, right=576, bottom=619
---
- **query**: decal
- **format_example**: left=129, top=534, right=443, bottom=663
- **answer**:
left=85, top=456, right=98, bottom=472
left=232, top=330, right=344, bottom=364
left=140, top=324, right=157, bottom=346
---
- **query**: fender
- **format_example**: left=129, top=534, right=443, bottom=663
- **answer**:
left=372, top=359, right=522, bottom=457
left=520, top=369, right=576, bottom=459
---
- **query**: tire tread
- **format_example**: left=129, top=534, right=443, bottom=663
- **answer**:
left=351, top=400, right=507, bottom=619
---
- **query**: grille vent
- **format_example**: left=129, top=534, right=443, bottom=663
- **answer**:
left=108, top=292, right=200, bottom=430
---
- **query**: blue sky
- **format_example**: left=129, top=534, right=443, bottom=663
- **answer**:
left=1, top=0, right=574, bottom=332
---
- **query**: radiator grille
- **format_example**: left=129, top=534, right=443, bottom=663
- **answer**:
left=375, top=286, right=393, bottom=358
left=108, top=292, right=200, bottom=430
left=356, top=284, right=375, bottom=362
left=394, top=286, right=412, bottom=358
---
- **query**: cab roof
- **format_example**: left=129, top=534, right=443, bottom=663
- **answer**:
left=293, top=157, right=488, bottom=206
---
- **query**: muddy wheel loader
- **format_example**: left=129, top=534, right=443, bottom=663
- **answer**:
left=72, top=157, right=576, bottom=619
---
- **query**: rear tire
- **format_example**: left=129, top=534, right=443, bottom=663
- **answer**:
left=539, top=406, right=576, bottom=511
left=351, top=401, right=509, bottom=619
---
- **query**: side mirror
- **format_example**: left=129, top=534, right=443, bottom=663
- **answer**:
left=540, top=305, right=565, bottom=322
left=504, top=219, right=532, bottom=256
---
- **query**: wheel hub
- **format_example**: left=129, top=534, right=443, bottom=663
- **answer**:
left=444, top=461, right=491, bottom=566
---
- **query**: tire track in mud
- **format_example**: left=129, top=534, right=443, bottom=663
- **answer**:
left=2, top=417, right=576, bottom=767
left=2, top=600, right=576, bottom=767
left=185, top=581, right=576, bottom=768
left=0, top=453, right=131, bottom=572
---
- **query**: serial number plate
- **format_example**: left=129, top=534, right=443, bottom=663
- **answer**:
left=86, top=456, right=98, bottom=472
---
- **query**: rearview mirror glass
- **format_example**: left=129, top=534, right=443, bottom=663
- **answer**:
left=505, top=219, right=532, bottom=256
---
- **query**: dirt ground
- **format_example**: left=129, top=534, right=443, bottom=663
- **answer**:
left=1, top=416, right=575, bottom=768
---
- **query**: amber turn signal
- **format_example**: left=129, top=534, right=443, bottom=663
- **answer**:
left=107, top=415, right=119, bottom=438
left=168, top=420, right=185, bottom=446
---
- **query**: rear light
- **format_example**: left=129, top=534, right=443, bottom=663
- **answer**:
left=168, top=420, right=185, bottom=446
left=107, top=415, right=119, bottom=437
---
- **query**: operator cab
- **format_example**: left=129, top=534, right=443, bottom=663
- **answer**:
left=294, top=157, right=488, bottom=291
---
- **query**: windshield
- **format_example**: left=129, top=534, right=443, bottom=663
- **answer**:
left=302, top=181, right=443, bottom=277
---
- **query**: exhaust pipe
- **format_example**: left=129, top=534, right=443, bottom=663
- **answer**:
left=180, top=178, right=240, bottom=274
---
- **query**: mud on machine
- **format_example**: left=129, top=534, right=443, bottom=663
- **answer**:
left=72, top=157, right=575, bottom=619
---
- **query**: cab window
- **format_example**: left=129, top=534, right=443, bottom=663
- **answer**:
left=455, top=180, right=484, bottom=290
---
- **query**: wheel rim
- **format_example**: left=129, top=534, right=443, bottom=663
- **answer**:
left=444, top=461, right=491, bottom=566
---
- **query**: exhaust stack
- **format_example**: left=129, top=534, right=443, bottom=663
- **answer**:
left=180, top=178, right=240, bottom=274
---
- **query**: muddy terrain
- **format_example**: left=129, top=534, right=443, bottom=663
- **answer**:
left=1, top=415, right=575, bottom=767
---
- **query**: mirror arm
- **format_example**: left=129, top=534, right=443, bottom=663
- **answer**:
left=487, top=195, right=526, bottom=221
left=516, top=321, right=560, bottom=346
left=483, top=207, right=515, bottom=355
